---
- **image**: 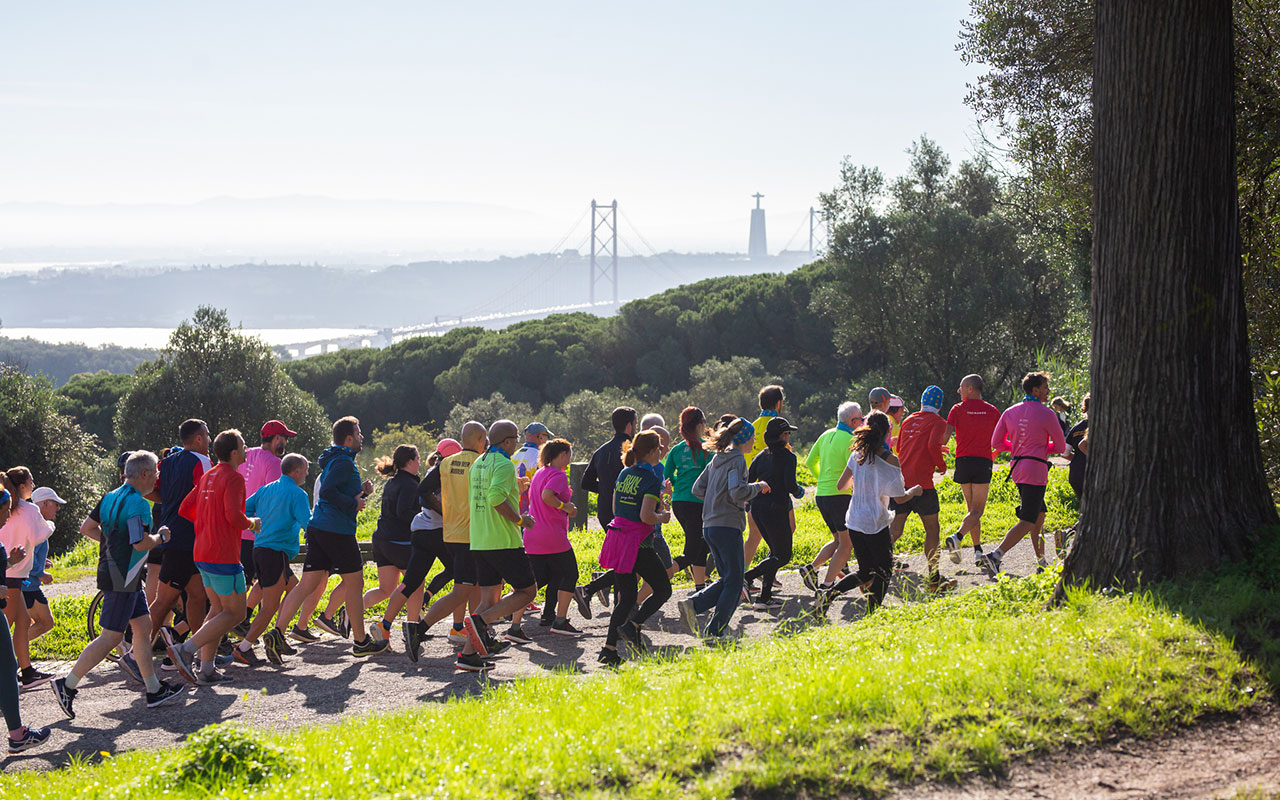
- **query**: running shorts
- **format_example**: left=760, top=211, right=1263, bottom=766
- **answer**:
left=146, top=546, right=166, bottom=566
left=445, top=542, right=478, bottom=586
left=528, top=549, right=579, bottom=595
left=253, top=546, right=295, bottom=588
left=100, top=589, right=149, bottom=633
left=952, top=456, right=994, bottom=485
left=371, top=538, right=411, bottom=571
left=22, top=589, right=47, bottom=609
left=159, top=547, right=200, bottom=590
left=239, top=539, right=258, bottom=585
left=1015, top=483, right=1048, bottom=523
left=196, top=564, right=247, bottom=596
left=815, top=494, right=852, bottom=533
left=890, top=488, right=940, bottom=517
left=303, top=527, right=363, bottom=575
left=472, top=547, right=535, bottom=589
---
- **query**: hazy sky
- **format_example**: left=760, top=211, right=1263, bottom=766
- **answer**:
left=0, top=2, right=986, bottom=256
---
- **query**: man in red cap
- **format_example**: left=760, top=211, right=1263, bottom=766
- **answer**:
left=233, top=420, right=298, bottom=637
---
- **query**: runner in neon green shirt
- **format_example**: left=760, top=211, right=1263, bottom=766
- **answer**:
left=798, top=401, right=864, bottom=592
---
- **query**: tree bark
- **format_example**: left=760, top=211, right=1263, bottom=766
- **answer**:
left=1059, top=0, right=1278, bottom=595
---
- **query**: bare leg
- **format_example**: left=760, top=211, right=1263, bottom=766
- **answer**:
left=822, top=530, right=852, bottom=585
left=277, top=570, right=326, bottom=636
left=26, top=601, right=53, bottom=642
left=361, top=565, right=401, bottom=609
left=743, top=514, right=764, bottom=563
left=921, top=514, right=942, bottom=575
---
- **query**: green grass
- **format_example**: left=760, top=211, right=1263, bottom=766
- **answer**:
left=8, top=567, right=1265, bottom=798
left=50, top=537, right=98, bottom=582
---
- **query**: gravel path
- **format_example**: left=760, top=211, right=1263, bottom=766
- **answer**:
left=8, top=541, right=1043, bottom=773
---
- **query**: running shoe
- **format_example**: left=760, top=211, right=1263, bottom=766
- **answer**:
left=1036, top=557, right=1050, bottom=574
left=196, top=669, right=232, bottom=686
left=404, top=621, right=425, bottom=663
left=50, top=677, right=76, bottom=719
left=597, top=647, right=623, bottom=668
left=945, top=534, right=963, bottom=564
left=976, top=550, right=1002, bottom=578
left=233, top=645, right=263, bottom=667
left=676, top=599, right=700, bottom=637
left=314, top=614, right=343, bottom=638
left=370, top=618, right=392, bottom=643
left=752, top=597, right=784, bottom=611
left=487, top=639, right=513, bottom=657
left=115, top=653, right=143, bottom=685
left=352, top=635, right=389, bottom=657
left=455, top=653, right=495, bottom=672
left=447, top=626, right=469, bottom=647
left=467, top=614, right=497, bottom=655
left=19, top=667, right=52, bottom=690
left=272, top=629, right=298, bottom=656
left=814, top=587, right=836, bottom=618
left=927, top=575, right=958, bottom=594
left=590, top=572, right=610, bottom=607
left=213, top=652, right=233, bottom=667
left=146, top=680, right=186, bottom=708
left=618, top=621, right=645, bottom=652
left=289, top=625, right=320, bottom=644
left=798, top=563, right=819, bottom=593
left=973, top=544, right=984, bottom=563
left=525, top=602, right=541, bottom=613
left=165, top=641, right=199, bottom=686
left=231, top=614, right=252, bottom=640
left=550, top=619, right=583, bottom=637
left=263, top=630, right=286, bottom=666
left=335, top=606, right=351, bottom=638
left=573, top=586, right=592, bottom=619
left=160, top=657, right=178, bottom=672
left=741, top=583, right=754, bottom=606
left=7, top=725, right=51, bottom=753
left=538, top=616, right=555, bottom=627
left=893, top=558, right=911, bottom=572
left=503, top=625, right=533, bottom=645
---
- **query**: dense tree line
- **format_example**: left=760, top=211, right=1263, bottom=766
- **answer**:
left=0, top=336, right=157, bottom=387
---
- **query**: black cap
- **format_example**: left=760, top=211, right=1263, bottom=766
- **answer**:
left=764, top=417, right=799, bottom=444
left=116, top=451, right=134, bottom=470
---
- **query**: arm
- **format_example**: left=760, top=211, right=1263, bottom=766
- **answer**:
left=691, top=464, right=709, bottom=500
left=178, top=485, right=198, bottom=522
left=579, top=452, right=599, bottom=493
left=394, top=478, right=419, bottom=525
left=639, top=495, right=671, bottom=526
left=786, top=452, right=804, bottom=499
left=488, top=466, right=531, bottom=527
left=890, top=485, right=924, bottom=503
left=245, top=488, right=260, bottom=517
left=990, top=415, right=1011, bottom=454
left=418, top=466, right=442, bottom=514
left=222, top=477, right=255, bottom=531
left=835, top=466, right=854, bottom=492
left=932, top=423, right=949, bottom=474
left=128, top=515, right=165, bottom=552
left=319, top=460, right=358, bottom=514
left=1046, top=415, right=1068, bottom=456
left=804, top=438, right=821, bottom=478
left=80, top=515, right=103, bottom=542
left=727, top=462, right=765, bottom=504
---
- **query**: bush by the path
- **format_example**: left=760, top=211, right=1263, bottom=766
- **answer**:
left=11, top=567, right=1265, bottom=799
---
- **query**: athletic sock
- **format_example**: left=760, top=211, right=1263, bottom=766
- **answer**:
left=555, top=616, right=568, bottom=624
left=451, top=623, right=464, bottom=632
left=64, top=672, right=83, bottom=691
left=144, top=674, right=161, bottom=693
left=383, top=617, right=394, bottom=629
left=199, top=659, right=215, bottom=678
left=237, top=640, right=252, bottom=652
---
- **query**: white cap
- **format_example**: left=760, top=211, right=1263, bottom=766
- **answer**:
left=31, top=487, right=67, bottom=505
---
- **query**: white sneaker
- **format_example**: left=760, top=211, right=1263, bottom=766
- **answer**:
left=945, top=534, right=963, bottom=564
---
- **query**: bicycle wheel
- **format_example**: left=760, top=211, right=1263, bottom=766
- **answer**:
left=85, top=590, right=133, bottom=663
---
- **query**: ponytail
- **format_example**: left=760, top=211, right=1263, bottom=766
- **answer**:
left=851, top=411, right=891, bottom=464
left=376, top=444, right=419, bottom=477
left=622, top=430, right=662, bottom=467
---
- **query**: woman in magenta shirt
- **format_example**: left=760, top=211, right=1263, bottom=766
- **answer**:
left=524, top=439, right=592, bottom=636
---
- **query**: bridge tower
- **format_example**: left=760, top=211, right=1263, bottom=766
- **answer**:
left=590, top=199, right=618, bottom=305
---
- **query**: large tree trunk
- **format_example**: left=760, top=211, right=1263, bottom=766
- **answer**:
left=1060, top=0, right=1278, bottom=593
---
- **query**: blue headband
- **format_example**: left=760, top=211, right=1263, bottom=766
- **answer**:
left=731, top=419, right=755, bottom=446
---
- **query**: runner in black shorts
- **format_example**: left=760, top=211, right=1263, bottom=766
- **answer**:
left=364, top=446, right=423, bottom=643
left=148, top=421, right=212, bottom=648
left=943, top=375, right=1001, bottom=565
left=801, top=401, right=863, bottom=592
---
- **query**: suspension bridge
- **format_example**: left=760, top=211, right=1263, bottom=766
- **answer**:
left=273, top=200, right=826, bottom=360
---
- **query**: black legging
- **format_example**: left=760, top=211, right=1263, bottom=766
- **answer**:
left=606, top=549, right=671, bottom=647
left=670, top=500, right=710, bottom=572
left=529, top=549, right=580, bottom=621
left=744, top=507, right=792, bottom=601
left=400, top=528, right=454, bottom=599
left=0, top=596, right=21, bottom=732
left=831, top=526, right=892, bottom=611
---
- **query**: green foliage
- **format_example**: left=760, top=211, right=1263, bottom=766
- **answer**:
left=356, top=422, right=439, bottom=479
left=1259, top=368, right=1280, bottom=493
left=0, top=365, right=105, bottom=553
left=56, top=370, right=135, bottom=453
left=10, top=567, right=1263, bottom=799
left=29, top=593, right=94, bottom=661
left=115, top=308, right=330, bottom=480
left=814, top=137, right=1066, bottom=402
left=170, top=723, right=297, bottom=789
left=0, top=336, right=157, bottom=387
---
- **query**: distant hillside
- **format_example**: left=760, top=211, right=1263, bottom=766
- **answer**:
left=0, top=336, right=157, bottom=387
left=0, top=252, right=814, bottom=329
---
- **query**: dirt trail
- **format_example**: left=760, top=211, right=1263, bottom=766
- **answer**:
left=896, top=703, right=1280, bottom=800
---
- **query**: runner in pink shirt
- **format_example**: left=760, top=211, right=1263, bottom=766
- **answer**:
left=235, top=420, right=297, bottom=634
left=977, top=372, right=1066, bottom=576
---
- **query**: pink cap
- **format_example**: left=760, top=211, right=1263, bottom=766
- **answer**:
left=888, top=395, right=905, bottom=408
left=436, top=438, right=463, bottom=458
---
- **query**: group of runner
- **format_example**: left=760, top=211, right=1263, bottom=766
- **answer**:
left=0, top=369, right=1086, bottom=753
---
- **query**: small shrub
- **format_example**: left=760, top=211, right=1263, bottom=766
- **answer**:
left=170, top=723, right=296, bottom=789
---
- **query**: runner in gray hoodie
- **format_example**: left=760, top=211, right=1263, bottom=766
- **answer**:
left=675, top=418, right=770, bottom=640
